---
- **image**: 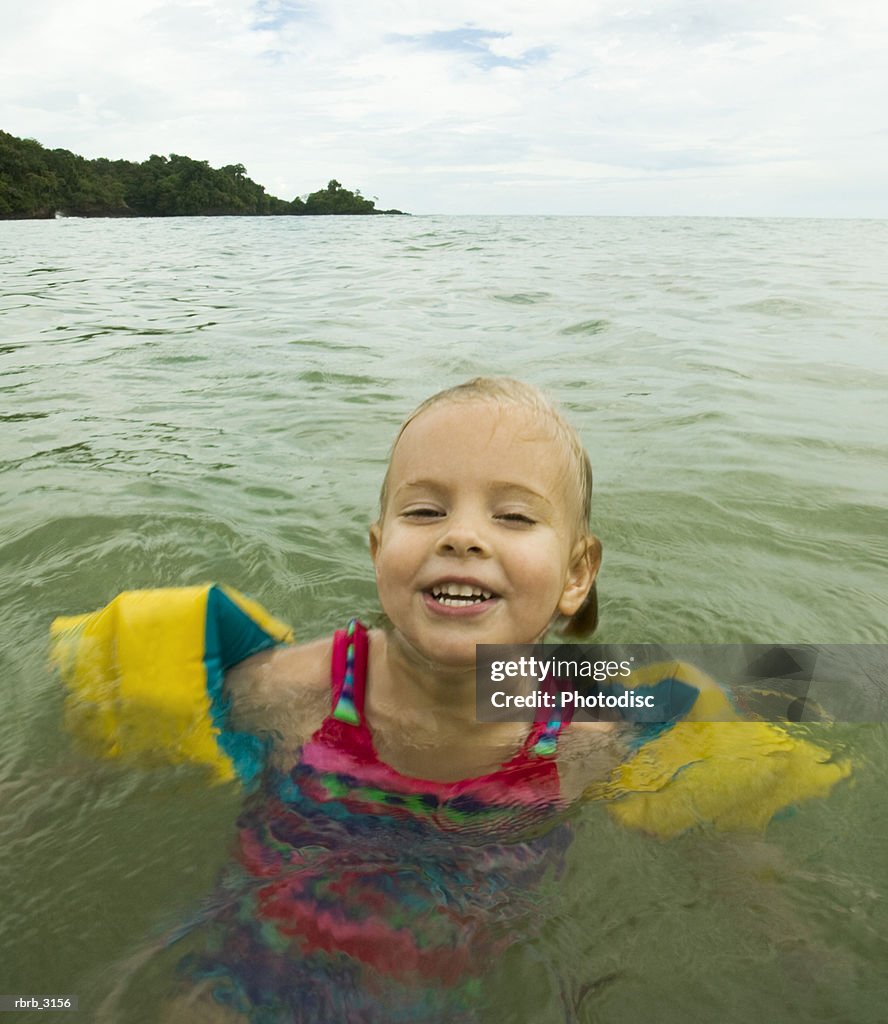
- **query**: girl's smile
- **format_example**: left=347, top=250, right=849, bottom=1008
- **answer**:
left=369, top=399, right=599, bottom=668
left=422, top=577, right=500, bottom=615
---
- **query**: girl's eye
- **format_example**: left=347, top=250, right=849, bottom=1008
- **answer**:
left=402, top=508, right=443, bottom=519
left=497, top=512, right=536, bottom=525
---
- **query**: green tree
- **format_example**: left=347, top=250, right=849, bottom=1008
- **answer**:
left=304, top=179, right=377, bottom=215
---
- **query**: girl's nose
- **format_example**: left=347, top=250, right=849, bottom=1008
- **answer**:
left=435, top=517, right=489, bottom=557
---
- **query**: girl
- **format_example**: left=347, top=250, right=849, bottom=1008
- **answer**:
left=167, top=378, right=623, bottom=1021
left=56, top=378, right=847, bottom=1021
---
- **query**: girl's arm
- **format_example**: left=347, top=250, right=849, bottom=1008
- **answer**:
left=223, top=638, right=332, bottom=768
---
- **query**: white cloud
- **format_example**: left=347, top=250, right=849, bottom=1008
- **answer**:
left=1, top=0, right=886, bottom=213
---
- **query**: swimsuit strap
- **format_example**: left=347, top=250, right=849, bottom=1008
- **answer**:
left=331, top=618, right=369, bottom=725
left=330, top=620, right=571, bottom=757
left=521, top=678, right=575, bottom=757
left=524, top=703, right=573, bottom=758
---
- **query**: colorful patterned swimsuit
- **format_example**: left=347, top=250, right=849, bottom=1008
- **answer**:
left=180, top=620, right=575, bottom=1022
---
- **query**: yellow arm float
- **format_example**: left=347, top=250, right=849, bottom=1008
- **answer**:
left=584, top=659, right=851, bottom=837
left=50, top=584, right=292, bottom=784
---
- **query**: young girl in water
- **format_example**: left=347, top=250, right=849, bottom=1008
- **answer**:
left=74, top=378, right=845, bottom=1022
left=160, top=377, right=622, bottom=1022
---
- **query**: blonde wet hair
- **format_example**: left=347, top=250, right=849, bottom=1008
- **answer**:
left=378, top=377, right=599, bottom=637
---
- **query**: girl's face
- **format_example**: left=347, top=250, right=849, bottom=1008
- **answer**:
left=370, top=400, right=599, bottom=668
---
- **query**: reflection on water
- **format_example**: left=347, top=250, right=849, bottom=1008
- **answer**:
left=1, top=216, right=886, bottom=1021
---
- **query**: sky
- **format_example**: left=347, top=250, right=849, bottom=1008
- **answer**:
left=2, top=0, right=887, bottom=216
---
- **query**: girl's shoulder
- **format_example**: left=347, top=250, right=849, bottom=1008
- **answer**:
left=556, top=720, right=627, bottom=801
left=224, top=634, right=335, bottom=753
left=228, top=634, right=334, bottom=691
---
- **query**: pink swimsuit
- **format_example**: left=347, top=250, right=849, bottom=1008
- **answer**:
left=183, top=621, right=574, bottom=1021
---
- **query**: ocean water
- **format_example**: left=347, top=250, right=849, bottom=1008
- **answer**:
left=1, top=215, right=887, bottom=1021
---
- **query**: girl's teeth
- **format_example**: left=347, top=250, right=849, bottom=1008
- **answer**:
left=431, top=586, right=493, bottom=606
left=431, top=584, right=492, bottom=601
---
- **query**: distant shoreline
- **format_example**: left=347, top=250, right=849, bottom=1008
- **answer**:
left=0, top=130, right=406, bottom=219
left=1, top=209, right=408, bottom=221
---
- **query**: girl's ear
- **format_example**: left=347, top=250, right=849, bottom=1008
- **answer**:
left=369, top=522, right=381, bottom=566
left=558, top=535, right=602, bottom=617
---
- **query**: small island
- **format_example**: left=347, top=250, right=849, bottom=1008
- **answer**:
left=0, top=130, right=405, bottom=219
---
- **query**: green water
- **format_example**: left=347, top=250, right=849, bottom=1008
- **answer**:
left=1, top=216, right=887, bottom=1021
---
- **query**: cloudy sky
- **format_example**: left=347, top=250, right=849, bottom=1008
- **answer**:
left=2, top=0, right=886, bottom=215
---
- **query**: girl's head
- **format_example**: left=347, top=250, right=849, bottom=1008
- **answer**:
left=370, top=378, right=601, bottom=666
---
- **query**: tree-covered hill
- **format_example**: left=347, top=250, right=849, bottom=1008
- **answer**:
left=0, top=131, right=404, bottom=218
